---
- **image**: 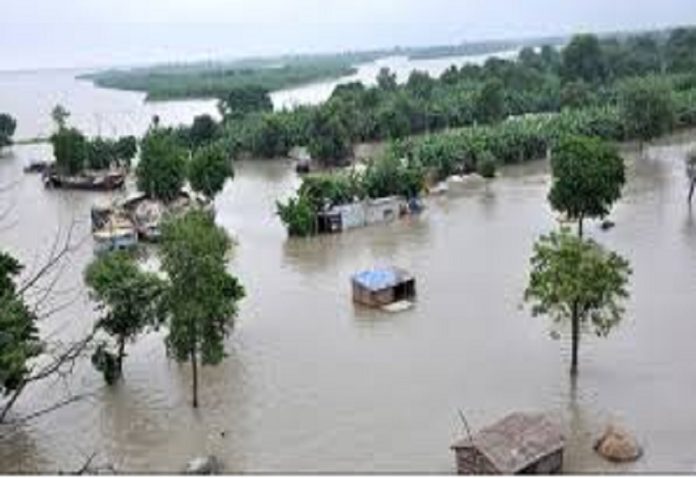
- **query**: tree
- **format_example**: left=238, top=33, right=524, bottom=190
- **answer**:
left=114, top=136, right=138, bottom=168
left=0, top=114, right=17, bottom=148
left=307, top=107, right=352, bottom=165
left=276, top=194, right=317, bottom=237
left=561, top=34, right=607, bottom=84
left=406, top=70, right=435, bottom=100
left=136, top=130, right=188, bottom=202
left=189, top=114, right=219, bottom=149
left=525, top=229, right=631, bottom=375
left=619, top=77, right=675, bottom=147
left=85, top=251, right=166, bottom=383
left=549, top=136, right=625, bottom=237
left=376, top=67, right=398, bottom=91
left=160, top=210, right=245, bottom=408
left=51, top=104, right=70, bottom=131
left=474, top=79, right=505, bottom=124
left=188, top=143, right=233, bottom=199
left=218, top=85, right=273, bottom=120
left=86, top=137, right=116, bottom=170
left=665, top=27, right=696, bottom=73
left=687, top=149, right=696, bottom=204
left=0, top=251, right=42, bottom=397
left=51, top=127, right=88, bottom=174
left=560, top=80, right=595, bottom=110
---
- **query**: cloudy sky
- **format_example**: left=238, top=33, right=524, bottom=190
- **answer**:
left=2, top=0, right=696, bottom=71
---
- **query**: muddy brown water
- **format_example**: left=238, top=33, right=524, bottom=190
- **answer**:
left=1, top=67, right=696, bottom=473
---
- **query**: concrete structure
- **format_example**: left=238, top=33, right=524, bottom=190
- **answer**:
left=451, top=412, right=564, bottom=475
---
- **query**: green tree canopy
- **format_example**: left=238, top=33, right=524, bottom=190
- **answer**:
left=51, top=104, right=70, bottom=131
left=0, top=251, right=42, bottom=396
left=307, top=106, right=352, bottom=165
left=189, top=114, right=220, bottom=149
left=549, top=135, right=625, bottom=236
left=114, top=136, right=138, bottom=168
left=619, top=77, right=675, bottom=145
left=560, top=80, right=596, bottom=110
left=136, top=130, right=188, bottom=202
left=0, top=114, right=17, bottom=148
left=475, top=79, right=506, bottom=124
left=376, top=67, right=398, bottom=91
left=218, top=85, right=273, bottom=120
left=51, top=127, right=88, bottom=174
left=188, top=143, right=233, bottom=199
left=561, top=34, right=607, bottom=84
left=525, top=229, right=631, bottom=375
left=85, top=251, right=166, bottom=383
left=665, top=27, right=696, bottom=73
left=160, top=210, right=245, bottom=408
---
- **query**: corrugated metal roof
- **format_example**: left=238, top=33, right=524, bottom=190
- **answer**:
left=452, top=413, right=564, bottom=474
left=351, top=266, right=412, bottom=292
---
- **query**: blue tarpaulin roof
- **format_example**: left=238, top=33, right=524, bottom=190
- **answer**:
left=352, top=266, right=412, bottom=291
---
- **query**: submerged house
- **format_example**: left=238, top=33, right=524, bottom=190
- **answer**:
left=317, top=196, right=411, bottom=234
left=351, top=266, right=416, bottom=308
left=451, top=412, right=564, bottom=475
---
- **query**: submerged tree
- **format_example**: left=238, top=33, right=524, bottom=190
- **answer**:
left=188, top=143, right=233, bottom=199
left=525, top=229, right=631, bottom=376
left=687, top=149, right=696, bottom=205
left=136, top=130, right=188, bottom=202
left=51, top=104, right=70, bottom=131
left=619, top=77, right=675, bottom=148
left=160, top=210, right=245, bottom=408
left=0, top=114, right=17, bottom=148
left=549, top=135, right=625, bottom=237
left=85, top=251, right=166, bottom=384
left=51, top=127, right=88, bottom=174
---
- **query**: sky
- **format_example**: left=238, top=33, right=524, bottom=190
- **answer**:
left=2, top=0, right=696, bottom=71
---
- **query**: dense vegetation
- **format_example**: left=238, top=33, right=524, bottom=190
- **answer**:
left=86, top=60, right=358, bottom=101
left=50, top=127, right=137, bottom=175
left=203, top=27, right=696, bottom=168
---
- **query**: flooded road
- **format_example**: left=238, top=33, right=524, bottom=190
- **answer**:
left=1, top=64, right=696, bottom=473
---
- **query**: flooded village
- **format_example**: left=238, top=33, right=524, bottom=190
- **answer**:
left=3, top=3, right=696, bottom=475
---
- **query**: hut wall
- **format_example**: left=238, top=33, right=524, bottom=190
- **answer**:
left=365, top=197, right=401, bottom=225
left=454, top=447, right=498, bottom=475
left=520, top=449, right=563, bottom=474
left=336, top=203, right=366, bottom=230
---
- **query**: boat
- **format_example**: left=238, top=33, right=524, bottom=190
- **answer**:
left=43, top=168, right=126, bottom=191
left=92, top=215, right=138, bottom=254
left=23, top=160, right=52, bottom=174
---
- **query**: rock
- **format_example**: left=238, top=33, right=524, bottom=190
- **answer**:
left=185, top=455, right=222, bottom=475
left=594, top=425, right=643, bottom=463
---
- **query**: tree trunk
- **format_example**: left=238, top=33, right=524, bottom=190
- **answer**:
left=578, top=215, right=584, bottom=239
left=689, top=179, right=695, bottom=205
left=117, top=336, right=126, bottom=375
left=570, top=301, right=580, bottom=376
left=0, top=381, right=26, bottom=423
left=191, top=346, right=199, bottom=409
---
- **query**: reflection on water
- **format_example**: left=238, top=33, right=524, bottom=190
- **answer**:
left=2, top=65, right=696, bottom=472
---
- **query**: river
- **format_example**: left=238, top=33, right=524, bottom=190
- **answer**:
left=1, top=53, right=696, bottom=473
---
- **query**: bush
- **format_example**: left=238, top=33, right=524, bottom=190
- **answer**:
left=476, top=151, right=498, bottom=178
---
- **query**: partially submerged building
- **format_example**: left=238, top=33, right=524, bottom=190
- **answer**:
left=317, top=196, right=413, bottom=234
left=451, top=412, right=564, bottom=475
left=351, top=266, right=416, bottom=308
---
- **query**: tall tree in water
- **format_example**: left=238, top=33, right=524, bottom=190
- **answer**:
left=51, top=104, right=70, bottom=131
left=687, top=149, right=696, bottom=205
left=51, top=127, right=88, bottom=174
left=136, top=130, right=187, bottom=201
left=159, top=210, right=245, bottom=408
left=525, top=229, right=631, bottom=376
left=85, top=251, right=166, bottom=384
left=188, top=143, right=234, bottom=199
left=549, top=136, right=625, bottom=237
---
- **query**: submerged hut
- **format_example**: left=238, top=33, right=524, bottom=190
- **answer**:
left=351, top=266, right=416, bottom=307
left=451, top=412, right=564, bottom=475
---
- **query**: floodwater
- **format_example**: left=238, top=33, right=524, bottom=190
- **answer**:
left=1, top=61, right=696, bottom=473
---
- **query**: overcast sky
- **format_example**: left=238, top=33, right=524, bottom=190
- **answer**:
left=2, top=0, right=696, bottom=71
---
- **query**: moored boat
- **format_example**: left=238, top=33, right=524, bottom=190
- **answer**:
left=43, top=168, right=126, bottom=191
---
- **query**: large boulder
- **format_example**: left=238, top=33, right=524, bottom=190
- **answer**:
left=185, top=455, right=222, bottom=475
left=594, top=425, right=643, bottom=463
